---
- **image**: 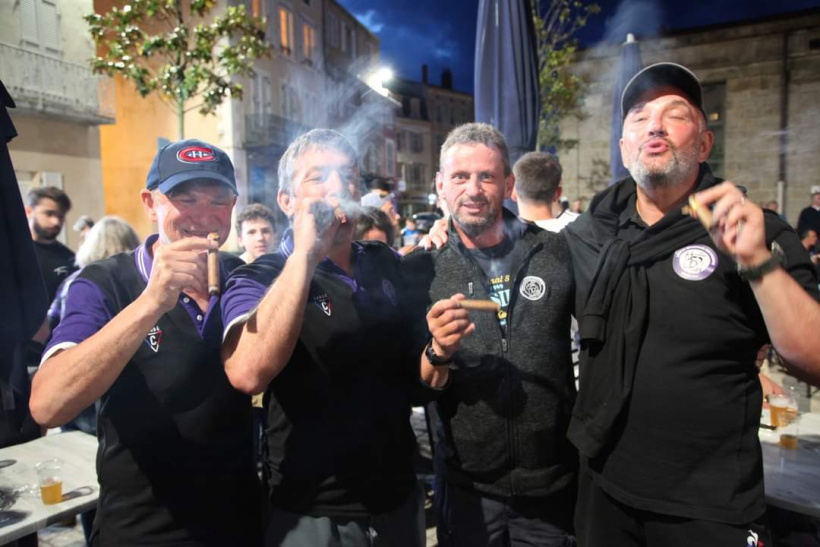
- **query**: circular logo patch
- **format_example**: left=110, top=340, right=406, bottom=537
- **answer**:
left=673, top=244, right=718, bottom=281
left=519, top=276, right=546, bottom=301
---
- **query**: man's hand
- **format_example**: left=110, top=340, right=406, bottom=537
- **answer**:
left=144, top=238, right=215, bottom=314
left=420, top=218, right=450, bottom=250
left=292, top=198, right=344, bottom=266
left=691, top=182, right=770, bottom=267
left=427, top=293, right=475, bottom=360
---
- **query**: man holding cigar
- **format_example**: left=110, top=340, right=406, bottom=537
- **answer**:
left=404, top=123, right=578, bottom=546
left=564, top=63, right=820, bottom=545
left=221, top=129, right=428, bottom=546
left=30, top=139, right=259, bottom=546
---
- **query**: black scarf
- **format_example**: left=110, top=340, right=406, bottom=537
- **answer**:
left=564, top=165, right=721, bottom=459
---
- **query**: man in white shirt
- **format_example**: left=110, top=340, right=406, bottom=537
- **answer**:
left=512, top=151, right=578, bottom=233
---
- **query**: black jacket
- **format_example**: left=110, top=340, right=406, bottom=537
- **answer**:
left=404, top=214, right=577, bottom=499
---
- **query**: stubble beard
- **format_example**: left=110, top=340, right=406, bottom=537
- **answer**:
left=628, top=139, right=702, bottom=192
left=33, top=221, right=59, bottom=242
left=452, top=198, right=498, bottom=239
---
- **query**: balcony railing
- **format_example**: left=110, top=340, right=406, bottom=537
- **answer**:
left=0, top=42, right=115, bottom=124
left=245, top=113, right=312, bottom=148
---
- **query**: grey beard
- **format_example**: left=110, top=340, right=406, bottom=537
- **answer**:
left=628, top=143, right=702, bottom=191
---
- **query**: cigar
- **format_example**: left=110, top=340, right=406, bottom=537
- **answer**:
left=458, top=299, right=501, bottom=312
left=334, top=207, right=347, bottom=225
left=682, top=195, right=714, bottom=229
left=207, top=232, right=220, bottom=296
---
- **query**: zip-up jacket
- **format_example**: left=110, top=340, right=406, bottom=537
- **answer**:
left=403, top=214, right=577, bottom=499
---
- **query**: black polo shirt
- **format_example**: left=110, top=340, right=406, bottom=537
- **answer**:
left=572, top=192, right=820, bottom=524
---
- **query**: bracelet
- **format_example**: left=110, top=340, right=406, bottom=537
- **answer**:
left=425, top=340, right=452, bottom=366
left=737, top=244, right=785, bottom=281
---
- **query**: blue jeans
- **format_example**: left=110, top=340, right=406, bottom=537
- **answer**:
left=436, top=480, right=575, bottom=547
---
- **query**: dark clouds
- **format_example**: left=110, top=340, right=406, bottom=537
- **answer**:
left=337, top=0, right=820, bottom=94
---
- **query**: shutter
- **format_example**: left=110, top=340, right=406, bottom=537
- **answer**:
left=20, top=0, right=39, bottom=46
left=39, top=0, right=61, bottom=52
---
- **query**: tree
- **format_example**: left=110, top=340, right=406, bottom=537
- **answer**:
left=86, top=0, right=270, bottom=139
left=533, top=0, right=600, bottom=151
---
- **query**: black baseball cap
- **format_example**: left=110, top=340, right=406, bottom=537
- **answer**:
left=146, top=139, right=238, bottom=195
left=621, top=62, right=706, bottom=122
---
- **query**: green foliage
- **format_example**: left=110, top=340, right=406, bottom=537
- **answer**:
left=86, top=0, right=270, bottom=138
left=533, top=0, right=599, bottom=151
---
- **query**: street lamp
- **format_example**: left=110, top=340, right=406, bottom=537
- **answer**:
left=363, top=66, right=393, bottom=97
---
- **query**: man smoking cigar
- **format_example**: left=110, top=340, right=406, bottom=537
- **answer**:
left=31, top=139, right=259, bottom=545
left=403, top=123, right=578, bottom=546
left=221, top=129, right=431, bottom=547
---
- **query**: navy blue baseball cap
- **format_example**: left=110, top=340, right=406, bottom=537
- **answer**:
left=621, top=62, right=706, bottom=122
left=146, top=139, right=238, bottom=195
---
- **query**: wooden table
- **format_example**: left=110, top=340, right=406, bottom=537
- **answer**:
left=761, top=412, right=820, bottom=518
left=0, top=431, right=98, bottom=544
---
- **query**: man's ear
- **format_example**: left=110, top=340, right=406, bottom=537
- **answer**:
left=140, top=189, right=158, bottom=222
left=435, top=172, right=444, bottom=196
left=699, top=130, right=715, bottom=163
left=504, top=173, right=515, bottom=200
left=24, top=205, right=33, bottom=219
left=555, top=185, right=563, bottom=201
left=277, top=190, right=294, bottom=218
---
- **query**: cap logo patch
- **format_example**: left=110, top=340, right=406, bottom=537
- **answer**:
left=177, top=146, right=216, bottom=163
left=673, top=244, right=718, bottom=281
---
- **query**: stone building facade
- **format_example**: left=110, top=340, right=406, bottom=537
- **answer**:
left=560, top=10, right=820, bottom=224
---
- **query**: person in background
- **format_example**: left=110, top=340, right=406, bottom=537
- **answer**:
left=796, top=185, right=820, bottom=241
left=362, top=186, right=401, bottom=245
left=73, top=215, right=95, bottom=247
left=512, top=151, right=579, bottom=233
left=31, top=139, right=260, bottom=546
left=571, top=198, right=584, bottom=214
left=237, top=203, right=279, bottom=264
left=354, top=205, right=396, bottom=246
left=401, top=217, right=421, bottom=247
left=26, top=186, right=76, bottom=303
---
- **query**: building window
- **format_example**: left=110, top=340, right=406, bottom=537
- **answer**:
left=341, top=22, right=350, bottom=52
left=366, top=41, right=374, bottom=60
left=279, top=6, right=294, bottom=57
left=302, top=21, right=316, bottom=65
left=411, top=132, right=424, bottom=154
left=449, top=103, right=455, bottom=125
left=396, top=131, right=404, bottom=152
left=436, top=104, right=443, bottom=123
left=702, top=82, right=726, bottom=177
left=327, top=12, right=339, bottom=48
left=20, top=0, right=61, bottom=52
left=386, top=140, right=396, bottom=177
left=410, top=98, right=421, bottom=119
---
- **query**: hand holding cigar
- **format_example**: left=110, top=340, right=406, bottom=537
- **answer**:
left=458, top=299, right=501, bottom=313
left=207, top=232, right=220, bottom=296
left=682, top=195, right=714, bottom=230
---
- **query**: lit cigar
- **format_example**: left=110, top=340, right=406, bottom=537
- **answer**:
left=682, top=195, right=714, bottom=229
left=458, top=299, right=501, bottom=313
left=207, top=232, right=220, bottom=296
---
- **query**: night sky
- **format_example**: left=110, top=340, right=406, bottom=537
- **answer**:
left=337, top=0, right=820, bottom=93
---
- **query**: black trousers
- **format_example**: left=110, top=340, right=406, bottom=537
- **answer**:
left=436, top=480, right=575, bottom=547
left=575, top=470, right=771, bottom=547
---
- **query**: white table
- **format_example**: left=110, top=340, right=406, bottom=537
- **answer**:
left=761, top=412, right=820, bottom=518
left=0, top=431, right=98, bottom=544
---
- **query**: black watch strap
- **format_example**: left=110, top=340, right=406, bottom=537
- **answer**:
left=425, top=341, right=451, bottom=366
left=738, top=243, right=785, bottom=281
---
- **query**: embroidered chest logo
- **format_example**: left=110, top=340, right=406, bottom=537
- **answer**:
left=145, top=326, right=162, bottom=353
left=519, top=276, right=546, bottom=301
left=673, top=244, right=718, bottom=281
left=313, top=293, right=332, bottom=317
left=382, top=280, right=398, bottom=306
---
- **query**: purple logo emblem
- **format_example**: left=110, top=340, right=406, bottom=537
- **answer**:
left=673, top=244, right=718, bottom=281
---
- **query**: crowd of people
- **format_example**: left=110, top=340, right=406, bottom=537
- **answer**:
left=1, top=62, right=818, bottom=547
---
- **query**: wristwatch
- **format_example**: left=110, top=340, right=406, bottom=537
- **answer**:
left=425, top=340, right=452, bottom=366
left=738, top=242, right=785, bottom=281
